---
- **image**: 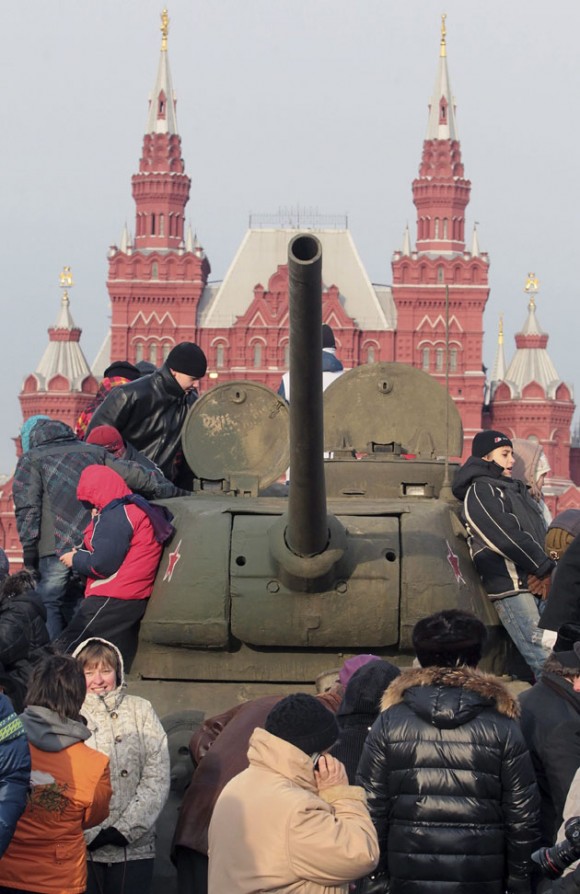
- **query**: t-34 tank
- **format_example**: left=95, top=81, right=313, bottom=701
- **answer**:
left=131, top=234, right=508, bottom=734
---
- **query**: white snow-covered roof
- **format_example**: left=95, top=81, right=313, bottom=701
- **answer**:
left=198, top=227, right=395, bottom=331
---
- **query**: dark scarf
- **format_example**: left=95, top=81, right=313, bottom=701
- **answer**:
left=107, top=496, right=175, bottom=544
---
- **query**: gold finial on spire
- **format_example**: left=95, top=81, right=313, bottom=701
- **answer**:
left=498, top=314, right=504, bottom=345
left=160, top=8, right=169, bottom=52
left=59, top=266, right=73, bottom=302
left=440, top=13, right=447, bottom=57
left=524, top=272, right=539, bottom=310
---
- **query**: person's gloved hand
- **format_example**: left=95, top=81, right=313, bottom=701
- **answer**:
left=87, top=827, right=129, bottom=851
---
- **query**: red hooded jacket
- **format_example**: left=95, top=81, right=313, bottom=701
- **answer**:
left=71, top=465, right=163, bottom=600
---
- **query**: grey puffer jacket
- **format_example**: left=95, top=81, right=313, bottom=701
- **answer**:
left=357, top=665, right=540, bottom=894
left=74, top=638, right=170, bottom=863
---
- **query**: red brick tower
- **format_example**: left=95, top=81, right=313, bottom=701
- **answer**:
left=105, top=9, right=210, bottom=368
left=391, top=16, right=489, bottom=455
left=489, top=274, right=575, bottom=506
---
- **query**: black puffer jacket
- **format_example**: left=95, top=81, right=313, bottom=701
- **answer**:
left=452, top=456, right=553, bottom=599
left=0, top=591, right=50, bottom=712
left=86, top=365, right=197, bottom=483
left=357, top=665, right=540, bottom=894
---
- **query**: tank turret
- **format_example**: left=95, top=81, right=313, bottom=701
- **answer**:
left=132, top=233, right=506, bottom=720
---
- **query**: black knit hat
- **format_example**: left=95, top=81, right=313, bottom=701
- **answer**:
left=265, top=693, right=339, bottom=755
left=322, top=324, right=336, bottom=349
left=412, top=609, right=487, bottom=668
left=471, top=430, right=513, bottom=458
left=135, top=360, right=157, bottom=375
left=338, top=660, right=400, bottom=720
left=103, top=361, right=141, bottom=381
left=166, top=342, right=207, bottom=378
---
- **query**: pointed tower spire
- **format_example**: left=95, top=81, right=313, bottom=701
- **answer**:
left=489, top=315, right=506, bottom=396
left=146, top=8, right=179, bottom=135
left=19, top=267, right=97, bottom=426
left=413, top=16, right=471, bottom=255
left=401, top=224, right=412, bottom=256
left=132, top=8, right=191, bottom=251
left=503, top=274, right=560, bottom=392
left=425, top=14, right=458, bottom=141
left=471, top=223, right=480, bottom=257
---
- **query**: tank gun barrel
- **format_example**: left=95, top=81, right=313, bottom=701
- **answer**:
left=286, top=234, right=328, bottom=557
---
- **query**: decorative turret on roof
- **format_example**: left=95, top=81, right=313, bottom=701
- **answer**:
left=413, top=15, right=471, bottom=255
left=32, top=268, right=93, bottom=390
left=501, top=275, right=565, bottom=399
left=489, top=315, right=506, bottom=398
left=131, top=7, right=191, bottom=252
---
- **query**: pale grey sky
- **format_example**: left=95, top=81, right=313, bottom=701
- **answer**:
left=1, top=0, right=578, bottom=473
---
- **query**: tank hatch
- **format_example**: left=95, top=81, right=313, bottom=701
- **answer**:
left=181, top=381, right=290, bottom=494
left=322, top=362, right=463, bottom=458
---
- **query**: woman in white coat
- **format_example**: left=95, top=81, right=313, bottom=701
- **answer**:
left=74, top=637, right=170, bottom=894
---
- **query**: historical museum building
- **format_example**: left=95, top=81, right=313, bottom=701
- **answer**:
left=1, top=12, right=578, bottom=567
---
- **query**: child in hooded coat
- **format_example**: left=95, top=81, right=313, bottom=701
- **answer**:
left=56, top=465, right=173, bottom=670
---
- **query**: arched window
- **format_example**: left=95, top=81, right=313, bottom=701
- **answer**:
left=159, top=215, right=165, bottom=237
left=253, top=344, right=262, bottom=368
left=434, top=218, right=440, bottom=239
left=149, top=343, right=158, bottom=365
left=443, top=218, right=448, bottom=239
left=421, top=347, right=430, bottom=370
left=366, top=346, right=375, bottom=364
left=151, top=214, right=156, bottom=236
left=449, top=347, right=458, bottom=372
left=162, top=343, right=171, bottom=361
left=283, top=343, right=290, bottom=367
left=216, top=344, right=225, bottom=368
left=135, top=342, right=143, bottom=362
left=437, top=266, right=444, bottom=283
left=435, top=347, right=444, bottom=372
left=151, top=262, right=158, bottom=280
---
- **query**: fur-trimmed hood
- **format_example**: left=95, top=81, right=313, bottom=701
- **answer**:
left=381, top=665, right=519, bottom=728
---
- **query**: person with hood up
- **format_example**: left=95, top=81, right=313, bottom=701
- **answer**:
left=0, top=654, right=111, bottom=894
left=73, top=637, right=170, bottom=894
left=208, top=692, right=379, bottom=894
left=330, top=659, right=400, bottom=785
left=0, top=570, right=50, bottom=712
left=85, top=341, right=207, bottom=487
left=85, top=424, right=161, bottom=472
left=75, top=361, right=142, bottom=439
left=56, top=465, right=174, bottom=669
left=451, top=429, right=554, bottom=676
left=13, top=416, right=186, bottom=639
left=357, top=609, right=540, bottom=894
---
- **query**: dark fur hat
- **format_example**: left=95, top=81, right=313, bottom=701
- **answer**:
left=412, top=609, right=487, bottom=668
left=103, top=361, right=141, bottom=381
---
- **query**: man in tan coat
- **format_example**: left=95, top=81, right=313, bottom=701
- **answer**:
left=208, top=693, right=379, bottom=894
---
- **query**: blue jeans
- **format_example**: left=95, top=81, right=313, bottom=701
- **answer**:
left=494, top=591, right=551, bottom=678
left=36, top=555, right=83, bottom=639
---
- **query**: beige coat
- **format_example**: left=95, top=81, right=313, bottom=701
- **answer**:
left=208, top=727, right=379, bottom=894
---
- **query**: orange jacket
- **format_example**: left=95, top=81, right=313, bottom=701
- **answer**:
left=0, top=741, right=111, bottom=894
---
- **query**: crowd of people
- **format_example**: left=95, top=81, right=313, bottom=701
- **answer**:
left=2, top=337, right=580, bottom=893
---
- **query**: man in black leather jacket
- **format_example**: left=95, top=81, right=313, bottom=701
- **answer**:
left=86, top=342, right=207, bottom=487
left=357, top=610, right=540, bottom=894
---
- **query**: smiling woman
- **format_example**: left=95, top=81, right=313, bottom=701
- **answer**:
left=74, top=637, right=170, bottom=894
